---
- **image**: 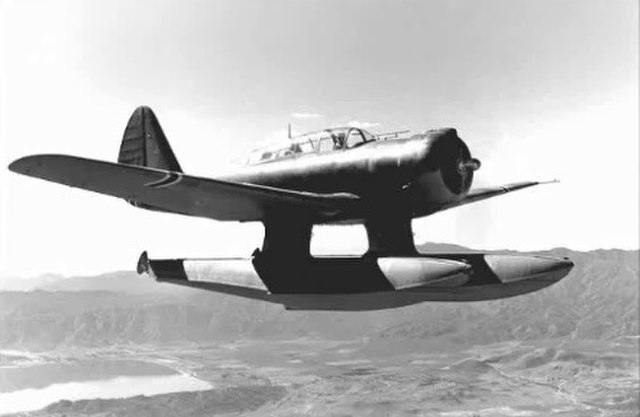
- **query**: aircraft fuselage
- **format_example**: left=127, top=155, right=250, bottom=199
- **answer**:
left=8, top=106, right=573, bottom=310
left=219, top=128, right=476, bottom=222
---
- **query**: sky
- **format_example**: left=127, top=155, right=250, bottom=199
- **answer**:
left=0, top=0, right=638, bottom=278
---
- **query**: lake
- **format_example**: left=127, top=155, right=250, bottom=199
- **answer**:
left=0, top=356, right=212, bottom=415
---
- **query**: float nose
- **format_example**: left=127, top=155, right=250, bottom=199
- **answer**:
left=557, top=257, right=574, bottom=271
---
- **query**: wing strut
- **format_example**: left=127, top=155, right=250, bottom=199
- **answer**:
left=259, top=215, right=313, bottom=259
left=365, top=215, right=417, bottom=256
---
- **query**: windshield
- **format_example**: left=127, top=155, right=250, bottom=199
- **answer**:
left=346, top=129, right=365, bottom=148
left=246, top=127, right=375, bottom=164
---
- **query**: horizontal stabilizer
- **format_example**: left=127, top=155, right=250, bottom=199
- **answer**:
left=8, top=154, right=361, bottom=222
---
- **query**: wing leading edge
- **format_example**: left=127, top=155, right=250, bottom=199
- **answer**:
left=8, top=154, right=361, bottom=222
left=439, top=180, right=558, bottom=212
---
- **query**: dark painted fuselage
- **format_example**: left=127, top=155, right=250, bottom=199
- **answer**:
left=219, top=128, right=476, bottom=223
left=8, top=105, right=574, bottom=310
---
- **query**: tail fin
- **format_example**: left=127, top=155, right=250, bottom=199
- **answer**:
left=118, top=106, right=182, bottom=172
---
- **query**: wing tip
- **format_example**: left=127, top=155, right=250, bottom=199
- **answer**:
left=8, top=154, right=83, bottom=176
left=8, top=155, right=36, bottom=175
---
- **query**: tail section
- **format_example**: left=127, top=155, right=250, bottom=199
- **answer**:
left=118, top=106, right=182, bottom=211
left=118, top=106, right=182, bottom=172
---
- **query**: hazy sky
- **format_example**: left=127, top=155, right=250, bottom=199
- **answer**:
left=1, top=0, right=638, bottom=278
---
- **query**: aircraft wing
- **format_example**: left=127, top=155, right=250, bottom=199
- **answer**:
left=440, top=180, right=557, bottom=211
left=8, top=154, right=361, bottom=222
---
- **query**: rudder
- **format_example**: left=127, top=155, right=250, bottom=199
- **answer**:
left=118, top=106, right=182, bottom=172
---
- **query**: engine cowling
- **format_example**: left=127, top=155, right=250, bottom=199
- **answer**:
left=425, top=128, right=479, bottom=196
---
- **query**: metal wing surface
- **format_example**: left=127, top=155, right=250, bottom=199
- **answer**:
left=8, top=154, right=360, bottom=222
left=440, top=180, right=557, bottom=211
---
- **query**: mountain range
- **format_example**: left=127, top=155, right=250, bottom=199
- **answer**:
left=0, top=244, right=637, bottom=350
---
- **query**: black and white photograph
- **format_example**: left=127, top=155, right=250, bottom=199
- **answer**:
left=0, top=0, right=638, bottom=415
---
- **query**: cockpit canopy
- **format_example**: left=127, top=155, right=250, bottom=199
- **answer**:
left=246, top=127, right=376, bottom=165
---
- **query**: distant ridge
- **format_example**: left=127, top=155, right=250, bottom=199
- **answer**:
left=0, top=247, right=637, bottom=350
left=28, top=244, right=637, bottom=294
left=40, top=271, right=181, bottom=294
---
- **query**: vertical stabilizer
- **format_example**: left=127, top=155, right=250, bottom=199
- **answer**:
left=118, top=106, right=182, bottom=172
